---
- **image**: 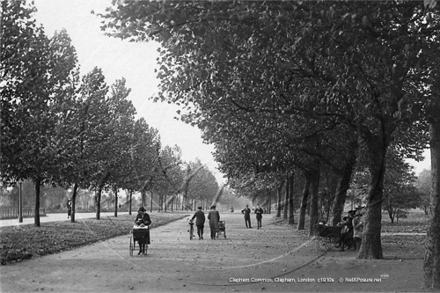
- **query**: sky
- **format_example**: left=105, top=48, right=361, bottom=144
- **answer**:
left=32, top=0, right=431, bottom=180
left=33, top=0, right=225, bottom=183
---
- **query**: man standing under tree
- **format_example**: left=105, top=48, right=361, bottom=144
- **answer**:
left=241, top=205, right=252, bottom=228
left=255, top=204, right=264, bottom=229
left=191, top=206, right=206, bottom=240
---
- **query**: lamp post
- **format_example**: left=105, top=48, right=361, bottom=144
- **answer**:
left=18, top=181, right=23, bottom=223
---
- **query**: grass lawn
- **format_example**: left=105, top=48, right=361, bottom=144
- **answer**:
left=0, top=212, right=187, bottom=265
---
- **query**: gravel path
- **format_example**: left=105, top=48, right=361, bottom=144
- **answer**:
left=0, top=213, right=425, bottom=292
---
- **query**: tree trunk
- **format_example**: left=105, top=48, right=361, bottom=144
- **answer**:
left=288, top=174, right=295, bottom=225
left=129, top=190, right=132, bottom=215
left=423, top=101, right=440, bottom=289
left=96, top=187, right=102, bottom=220
left=309, top=166, right=320, bottom=236
left=357, top=137, right=386, bottom=259
left=387, top=206, right=394, bottom=224
left=268, top=192, right=272, bottom=214
left=276, top=181, right=284, bottom=217
left=331, top=155, right=356, bottom=226
left=298, top=174, right=311, bottom=230
left=141, top=190, right=147, bottom=207
left=34, top=177, right=41, bottom=227
left=114, top=188, right=118, bottom=217
left=71, top=183, right=78, bottom=222
left=150, top=191, right=153, bottom=213
left=95, top=171, right=110, bottom=220
left=283, top=178, right=289, bottom=220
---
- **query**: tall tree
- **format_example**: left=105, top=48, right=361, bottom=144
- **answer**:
left=1, top=1, right=78, bottom=226
left=100, top=0, right=440, bottom=285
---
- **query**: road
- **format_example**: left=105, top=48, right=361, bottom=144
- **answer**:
left=0, top=213, right=424, bottom=292
left=0, top=211, right=129, bottom=228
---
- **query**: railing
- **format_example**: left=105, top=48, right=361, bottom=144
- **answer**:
left=0, top=208, right=46, bottom=220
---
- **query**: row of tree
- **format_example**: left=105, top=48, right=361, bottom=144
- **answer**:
left=99, top=0, right=439, bottom=288
left=1, top=1, right=219, bottom=225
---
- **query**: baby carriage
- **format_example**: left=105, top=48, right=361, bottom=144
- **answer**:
left=129, top=225, right=150, bottom=256
left=315, top=224, right=355, bottom=251
left=216, top=221, right=226, bottom=239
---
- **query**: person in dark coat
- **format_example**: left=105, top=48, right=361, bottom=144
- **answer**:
left=134, top=206, right=151, bottom=254
left=207, top=205, right=220, bottom=240
left=67, top=199, right=72, bottom=219
left=191, top=206, right=206, bottom=240
left=338, top=210, right=355, bottom=251
left=254, top=204, right=264, bottom=229
left=241, top=205, right=252, bottom=228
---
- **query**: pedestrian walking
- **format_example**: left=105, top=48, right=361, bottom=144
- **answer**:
left=207, top=205, right=220, bottom=239
left=191, top=206, right=206, bottom=240
left=254, top=204, right=264, bottom=229
left=241, top=205, right=252, bottom=228
left=67, top=199, right=72, bottom=219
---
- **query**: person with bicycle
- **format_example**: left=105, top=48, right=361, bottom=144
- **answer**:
left=191, top=206, right=206, bottom=240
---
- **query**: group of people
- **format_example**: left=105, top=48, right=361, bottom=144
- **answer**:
left=189, top=205, right=221, bottom=240
left=132, top=203, right=266, bottom=252
left=336, top=206, right=365, bottom=251
left=241, top=204, right=264, bottom=229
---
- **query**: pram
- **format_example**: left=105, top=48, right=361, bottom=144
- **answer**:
left=216, top=221, right=226, bottom=239
left=129, top=226, right=150, bottom=256
left=315, top=224, right=354, bottom=251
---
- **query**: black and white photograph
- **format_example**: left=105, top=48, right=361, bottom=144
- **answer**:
left=1, top=0, right=439, bottom=292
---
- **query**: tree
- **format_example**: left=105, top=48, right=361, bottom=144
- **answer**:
left=130, top=118, right=161, bottom=207
left=383, top=158, right=421, bottom=223
left=417, top=169, right=432, bottom=214
left=1, top=1, right=78, bottom=226
left=100, top=0, right=440, bottom=285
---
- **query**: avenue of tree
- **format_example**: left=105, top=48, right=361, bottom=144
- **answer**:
left=99, top=0, right=440, bottom=289
left=1, top=1, right=220, bottom=225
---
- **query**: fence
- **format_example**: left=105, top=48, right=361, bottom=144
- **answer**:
left=0, top=207, right=46, bottom=220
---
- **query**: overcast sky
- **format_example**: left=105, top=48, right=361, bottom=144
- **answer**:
left=32, top=0, right=430, bottom=178
left=33, top=0, right=225, bottom=183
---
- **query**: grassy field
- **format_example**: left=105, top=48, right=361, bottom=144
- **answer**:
left=382, top=209, right=428, bottom=233
left=0, top=212, right=188, bottom=265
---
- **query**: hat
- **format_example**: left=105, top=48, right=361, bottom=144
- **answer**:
left=198, top=206, right=202, bottom=209
left=210, top=205, right=216, bottom=209
left=138, top=207, right=146, bottom=212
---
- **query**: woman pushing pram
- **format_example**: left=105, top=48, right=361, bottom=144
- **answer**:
left=133, top=206, right=151, bottom=255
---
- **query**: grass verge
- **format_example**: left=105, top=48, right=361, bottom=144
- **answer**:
left=0, top=212, right=187, bottom=265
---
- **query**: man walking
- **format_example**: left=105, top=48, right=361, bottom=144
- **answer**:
left=191, top=206, right=206, bottom=240
left=241, top=205, right=252, bottom=228
left=254, top=204, right=264, bottom=229
left=207, top=205, right=220, bottom=240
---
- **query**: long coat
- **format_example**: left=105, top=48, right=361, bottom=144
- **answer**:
left=191, top=210, right=206, bottom=226
left=242, top=207, right=251, bottom=219
left=207, top=210, right=220, bottom=232
left=135, top=213, right=152, bottom=226
left=255, top=207, right=264, bottom=220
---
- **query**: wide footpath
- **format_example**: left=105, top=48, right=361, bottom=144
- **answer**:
left=0, top=213, right=424, bottom=293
